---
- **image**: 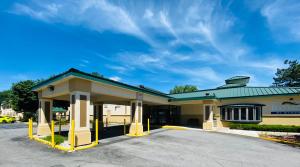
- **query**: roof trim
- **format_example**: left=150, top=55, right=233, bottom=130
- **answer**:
left=218, top=103, right=265, bottom=108
left=169, top=95, right=216, bottom=102
left=169, top=91, right=300, bottom=102
left=32, top=68, right=170, bottom=98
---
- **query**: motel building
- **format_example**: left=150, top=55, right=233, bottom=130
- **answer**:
left=32, top=68, right=300, bottom=146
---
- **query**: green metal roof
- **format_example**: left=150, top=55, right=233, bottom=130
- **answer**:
left=32, top=68, right=170, bottom=98
left=226, top=76, right=250, bottom=81
left=32, top=68, right=300, bottom=102
left=169, top=87, right=300, bottom=101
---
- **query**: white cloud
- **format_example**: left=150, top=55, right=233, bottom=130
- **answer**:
left=261, top=0, right=300, bottom=42
left=11, top=3, right=61, bottom=22
left=109, top=76, right=121, bottom=81
left=81, top=59, right=89, bottom=64
left=11, top=0, right=154, bottom=45
left=10, top=0, right=286, bottom=88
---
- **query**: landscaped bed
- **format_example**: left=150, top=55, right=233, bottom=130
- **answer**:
left=260, top=134, right=300, bottom=147
left=229, top=123, right=300, bottom=132
left=43, top=135, right=67, bottom=145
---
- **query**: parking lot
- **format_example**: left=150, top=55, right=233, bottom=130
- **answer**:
left=1, top=123, right=300, bottom=167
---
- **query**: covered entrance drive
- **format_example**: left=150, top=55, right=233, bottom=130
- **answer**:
left=32, top=68, right=170, bottom=146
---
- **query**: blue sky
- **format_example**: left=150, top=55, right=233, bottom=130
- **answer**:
left=1, top=0, right=300, bottom=93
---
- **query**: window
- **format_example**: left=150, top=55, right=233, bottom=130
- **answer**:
left=248, top=107, right=254, bottom=120
left=241, top=108, right=246, bottom=120
left=221, top=108, right=226, bottom=120
left=226, top=108, right=232, bottom=120
left=256, top=107, right=261, bottom=120
left=233, top=108, right=239, bottom=120
left=220, top=104, right=263, bottom=122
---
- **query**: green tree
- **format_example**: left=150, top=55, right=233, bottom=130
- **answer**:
left=169, top=85, right=198, bottom=94
left=273, top=60, right=300, bottom=87
left=10, top=80, right=39, bottom=113
left=0, top=90, right=12, bottom=108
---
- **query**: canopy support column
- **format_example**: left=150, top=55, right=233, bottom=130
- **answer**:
left=129, top=100, right=143, bottom=136
left=68, top=91, right=91, bottom=146
left=37, top=99, right=53, bottom=136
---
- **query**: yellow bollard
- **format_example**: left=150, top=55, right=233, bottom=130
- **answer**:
left=30, top=118, right=33, bottom=139
left=148, top=118, right=150, bottom=134
left=95, top=118, right=98, bottom=144
left=28, top=118, right=31, bottom=139
left=51, top=120, right=55, bottom=147
left=123, top=119, right=126, bottom=135
left=70, top=120, right=75, bottom=151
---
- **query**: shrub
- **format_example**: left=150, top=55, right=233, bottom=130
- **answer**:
left=229, top=123, right=300, bottom=132
left=21, top=112, right=37, bottom=122
left=54, top=118, right=68, bottom=125
left=43, top=135, right=66, bottom=145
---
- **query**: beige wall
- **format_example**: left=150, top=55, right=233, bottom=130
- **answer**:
left=103, top=115, right=131, bottom=124
left=181, top=104, right=203, bottom=126
left=41, top=81, right=69, bottom=98
left=218, top=95, right=300, bottom=127
left=69, top=78, right=91, bottom=92
left=178, top=95, right=300, bottom=129
left=261, top=116, right=300, bottom=126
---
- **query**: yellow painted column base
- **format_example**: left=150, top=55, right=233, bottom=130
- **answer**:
left=37, top=124, right=51, bottom=136
left=127, top=123, right=145, bottom=137
left=203, top=122, right=213, bottom=130
left=68, top=129, right=91, bottom=146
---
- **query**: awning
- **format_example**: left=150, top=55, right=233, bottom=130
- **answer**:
left=52, top=107, right=67, bottom=113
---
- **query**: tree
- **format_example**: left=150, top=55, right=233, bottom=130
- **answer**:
left=273, top=60, right=300, bottom=87
left=0, top=90, right=12, bottom=108
left=169, top=85, right=198, bottom=94
left=10, top=80, right=39, bottom=113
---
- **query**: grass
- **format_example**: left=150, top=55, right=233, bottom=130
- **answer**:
left=43, top=135, right=67, bottom=145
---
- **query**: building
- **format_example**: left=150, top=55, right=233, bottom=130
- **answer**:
left=102, top=104, right=131, bottom=124
left=0, top=103, right=23, bottom=119
left=32, top=68, right=300, bottom=146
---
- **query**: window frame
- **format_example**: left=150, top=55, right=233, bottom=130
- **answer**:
left=220, top=105, right=263, bottom=123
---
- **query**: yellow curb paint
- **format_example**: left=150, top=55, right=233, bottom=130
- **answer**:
left=74, top=142, right=98, bottom=151
left=126, top=132, right=149, bottom=137
left=162, top=125, right=188, bottom=130
left=260, top=136, right=300, bottom=146
left=54, top=145, right=71, bottom=152
left=33, top=136, right=72, bottom=152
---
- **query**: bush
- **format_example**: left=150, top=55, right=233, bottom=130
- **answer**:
left=21, top=112, right=37, bottom=122
left=54, top=118, right=68, bottom=125
left=43, top=135, right=66, bottom=145
left=229, top=123, right=300, bottom=132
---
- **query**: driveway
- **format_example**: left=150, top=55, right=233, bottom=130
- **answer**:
left=0, top=123, right=300, bottom=167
